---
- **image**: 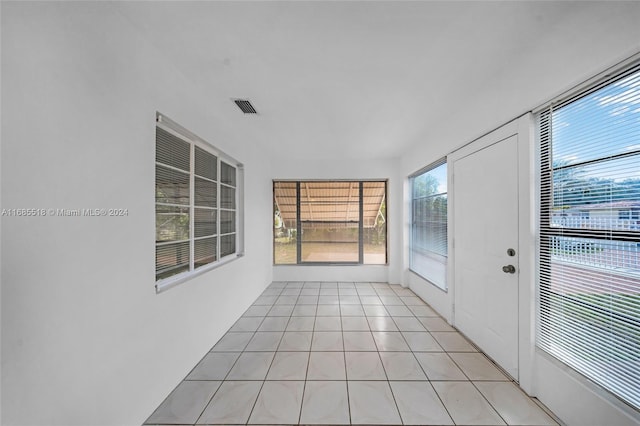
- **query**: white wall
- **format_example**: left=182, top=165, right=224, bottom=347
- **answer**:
left=272, top=158, right=403, bottom=284
left=1, top=3, right=273, bottom=425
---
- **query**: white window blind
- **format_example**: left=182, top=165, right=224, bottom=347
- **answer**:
left=155, top=113, right=242, bottom=290
left=410, top=160, right=448, bottom=289
left=538, top=65, right=640, bottom=410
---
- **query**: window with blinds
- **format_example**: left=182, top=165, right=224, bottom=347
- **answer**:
left=538, top=65, right=640, bottom=410
left=155, top=113, right=241, bottom=289
left=410, top=160, right=448, bottom=289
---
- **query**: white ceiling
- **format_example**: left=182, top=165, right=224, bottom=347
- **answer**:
left=115, top=1, right=640, bottom=161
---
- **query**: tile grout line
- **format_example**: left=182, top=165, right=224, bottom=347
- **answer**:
left=372, top=329, right=405, bottom=425
left=468, top=378, right=511, bottom=425
left=298, top=279, right=318, bottom=425
left=389, top=285, right=451, bottom=426
left=401, top=285, right=511, bottom=425
left=193, top=288, right=281, bottom=426
left=244, top=282, right=293, bottom=425
left=426, top=379, right=458, bottom=426
left=246, top=284, right=284, bottom=425
left=341, top=282, right=353, bottom=425
left=192, top=285, right=283, bottom=426
left=401, top=286, right=459, bottom=426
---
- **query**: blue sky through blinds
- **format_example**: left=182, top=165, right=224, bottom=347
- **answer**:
left=553, top=69, right=640, bottom=180
left=552, top=68, right=640, bottom=208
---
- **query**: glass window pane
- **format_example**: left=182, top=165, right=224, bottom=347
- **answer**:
left=156, top=241, right=190, bottom=280
left=300, top=181, right=359, bottom=222
left=156, top=127, right=190, bottom=172
left=195, top=146, right=217, bottom=180
left=156, top=165, right=190, bottom=205
left=412, top=163, right=447, bottom=198
left=221, top=162, right=236, bottom=186
left=299, top=181, right=360, bottom=263
left=363, top=181, right=387, bottom=264
left=195, top=177, right=217, bottom=208
left=220, top=210, right=235, bottom=234
left=194, top=208, right=216, bottom=238
left=412, top=194, right=448, bottom=256
left=301, top=242, right=359, bottom=262
left=194, top=237, right=216, bottom=268
left=274, top=182, right=297, bottom=264
left=552, top=70, right=640, bottom=168
left=156, top=205, right=189, bottom=242
left=221, top=234, right=236, bottom=257
left=220, top=185, right=236, bottom=209
left=552, top=155, right=640, bottom=231
left=301, top=222, right=359, bottom=243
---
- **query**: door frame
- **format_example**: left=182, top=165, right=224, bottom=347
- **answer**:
left=446, top=114, right=535, bottom=391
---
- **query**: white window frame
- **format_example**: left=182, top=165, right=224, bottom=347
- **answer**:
left=155, top=112, right=244, bottom=293
left=272, top=180, right=388, bottom=265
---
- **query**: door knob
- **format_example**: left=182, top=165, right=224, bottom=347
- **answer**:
left=502, top=265, right=516, bottom=274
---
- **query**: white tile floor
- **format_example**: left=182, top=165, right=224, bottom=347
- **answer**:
left=145, top=281, right=559, bottom=426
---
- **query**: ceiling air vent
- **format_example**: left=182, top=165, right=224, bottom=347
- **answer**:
left=233, top=99, right=258, bottom=114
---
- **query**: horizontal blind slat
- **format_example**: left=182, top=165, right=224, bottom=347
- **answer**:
left=410, top=161, right=447, bottom=289
left=538, top=65, right=640, bottom=411
left=156, top=127, right=190, bottom=171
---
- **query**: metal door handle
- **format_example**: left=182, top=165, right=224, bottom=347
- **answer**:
left=502, top=265, right=516, bottom=274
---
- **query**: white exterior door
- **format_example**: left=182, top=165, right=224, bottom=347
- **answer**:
left=453, top=134, right=519, bottom=380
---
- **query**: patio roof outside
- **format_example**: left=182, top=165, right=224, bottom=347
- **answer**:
left=274, top=181, right=386, bottom=229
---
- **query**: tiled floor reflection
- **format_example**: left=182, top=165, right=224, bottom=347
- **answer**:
left=145, top=281, right=558, bottom=425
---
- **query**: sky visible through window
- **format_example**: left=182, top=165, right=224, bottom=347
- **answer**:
left=553, top=69, right=640, bottom=181
left=552, top=68, right=640, bottom=208
left=430, top=165, right=447, bottom=194
left=412, top=163, right=447, bottom=197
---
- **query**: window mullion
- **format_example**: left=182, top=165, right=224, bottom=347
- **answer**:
left=296, top=182, right=301, bottom=264
left=216, top=157, right=221, bottom=262
left=358, top=181, right=364, bottom=264
left=189, top=142, right=195, bottom=272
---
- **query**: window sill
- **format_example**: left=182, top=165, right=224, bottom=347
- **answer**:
left=273, top=263, right=389, bottom=267
left=408, top=268, right=448, bottom=293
